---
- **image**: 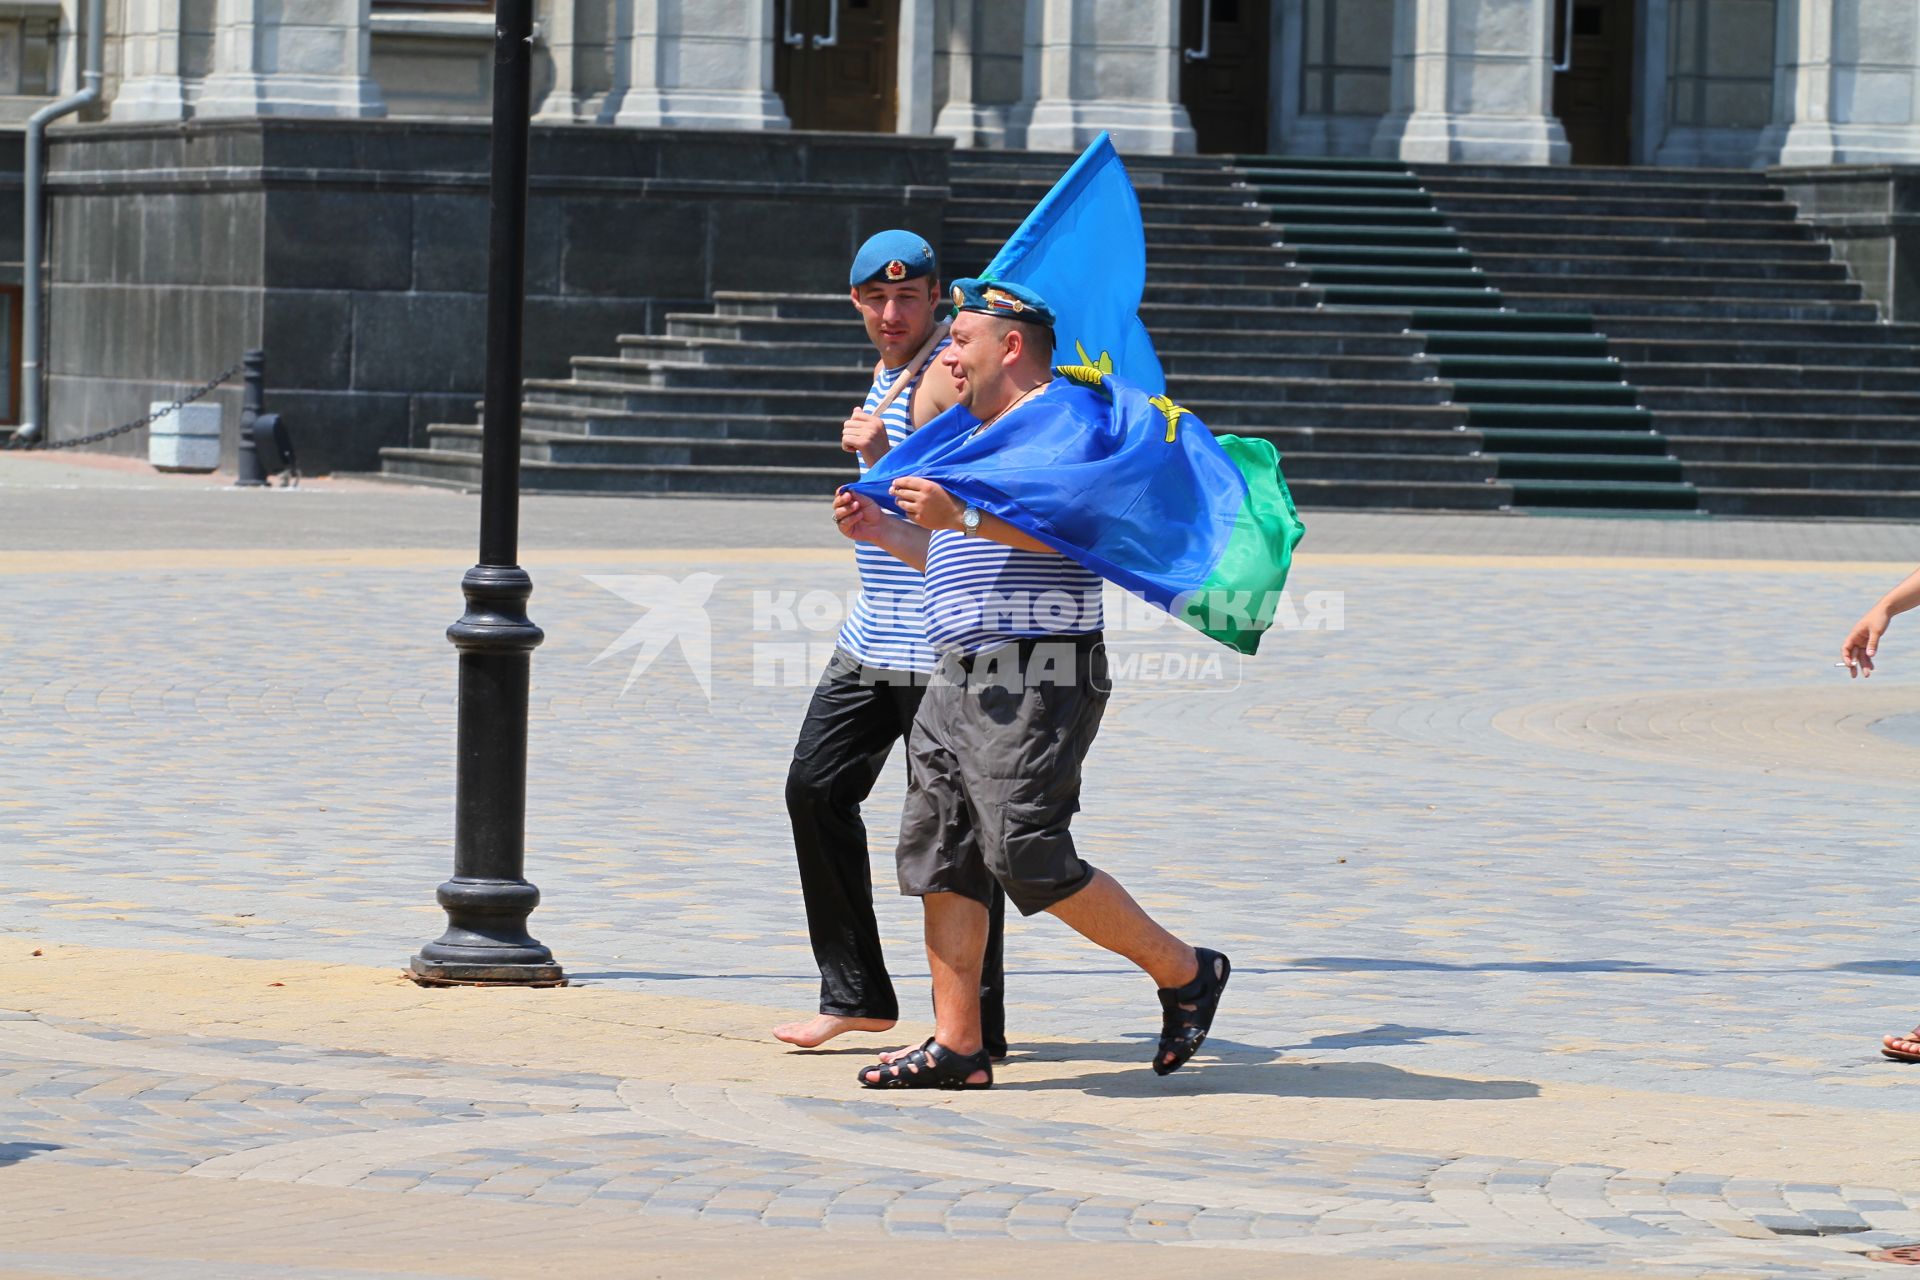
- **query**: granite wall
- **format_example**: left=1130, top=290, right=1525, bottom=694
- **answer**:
left=41, top=119, right=950, bottom=471
left=1773, top=166, right=1920, bottom=323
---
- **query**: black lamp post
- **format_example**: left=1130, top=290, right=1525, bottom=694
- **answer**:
left=408, top=0, right=563, bottom=988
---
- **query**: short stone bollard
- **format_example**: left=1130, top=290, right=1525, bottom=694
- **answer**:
left=148, top=402, right=222, bottom=473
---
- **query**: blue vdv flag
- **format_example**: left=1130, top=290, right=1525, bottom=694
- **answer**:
left=978, top=132, right=1165, bottom=395
left=846, top=371, right=1303, bottom=655
left=844, top=135, right=1304, bottom=654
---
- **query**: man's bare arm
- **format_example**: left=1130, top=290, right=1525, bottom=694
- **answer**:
left=1875, top=566, right=1920, bottom=621
left=972, top=511, right=1055, bottom=554
left=833, top=490, right=932, bottom=572
left=911, top=345, right=964, bottom=427
left=1841, top=563, right=1920, bottom=677
left=889, top=476, right=1057, bottom=555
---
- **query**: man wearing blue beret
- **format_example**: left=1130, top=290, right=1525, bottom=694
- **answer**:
left=774, top=231, right=1011, bottom=1059
left=834, top=278, right=1229, bottom=1089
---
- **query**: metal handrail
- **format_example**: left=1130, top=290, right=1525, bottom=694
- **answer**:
left=1184, top=0, right=1213, bottom=61
left=782, top=0, right=804, bottom=47
left=812, top=0, right=838, bottom=49
left=1552, top=0, right=1576, bottom=71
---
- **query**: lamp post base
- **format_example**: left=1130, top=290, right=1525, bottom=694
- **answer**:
left=408, top=873, right=566, bottom=987
left=407, top=956, right=567, bottom=987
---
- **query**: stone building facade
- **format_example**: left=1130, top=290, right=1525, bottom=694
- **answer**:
left=10, top=0, right=1920, bottom=466
left=2, top=0, right=1905, bottom=167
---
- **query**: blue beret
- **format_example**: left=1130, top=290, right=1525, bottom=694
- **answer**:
left=850, top=230, right=936, bottom=287
left=948, top=277, right=1055, bottom=327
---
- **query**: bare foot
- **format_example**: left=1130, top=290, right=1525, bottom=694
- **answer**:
left=1883, top=1030, right=1920, bottom=1062
left=772, top=1014, right=896, bottom=1049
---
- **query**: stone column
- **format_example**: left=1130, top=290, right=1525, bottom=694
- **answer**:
left=1655, top=0, right=1778, bottom=167
left=1371, top=0, right=1570, bottom=164
left=934, top=0, right=1006, bottom=146
left=1287, top=0, right=1397, bottom=157
left=1020, top=0, right=1196, bottom=155
left=194, top=0, right=385, bottom=117
left=533, top=0, right=590, bottom=121
left=113, top=0, right=190, bottom=121
left=608, top=0, right=788, bottom=129
left=1763, top=0, right=1920, bottom=165
left=897, top=0, right=936, bottom=134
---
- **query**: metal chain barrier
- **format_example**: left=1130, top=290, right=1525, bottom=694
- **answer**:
left=4, top=361, right=244, bottom=452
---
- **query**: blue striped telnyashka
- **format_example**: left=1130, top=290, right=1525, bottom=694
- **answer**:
left=835, top=340, right=948, bottom=674
left=922, top=528, right=1105, bottom=657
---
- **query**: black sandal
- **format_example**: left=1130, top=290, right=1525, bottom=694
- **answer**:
left=1153, top=948, right=1231, bottom=1076
left=857, top=1037, right=994, bottom=1089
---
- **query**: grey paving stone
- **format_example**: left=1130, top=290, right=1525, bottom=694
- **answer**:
left=13, top=493, right=1920, bottom=1276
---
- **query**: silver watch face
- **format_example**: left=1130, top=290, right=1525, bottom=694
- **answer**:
left=963, top=506, right=980, bottom=531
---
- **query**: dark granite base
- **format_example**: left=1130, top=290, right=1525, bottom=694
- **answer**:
left=40, top=119, right=949, bottom=472
left=1772, top=165, right=1920, bottom=323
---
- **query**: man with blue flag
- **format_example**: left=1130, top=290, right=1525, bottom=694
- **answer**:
left=833, top=279, right=1232, bottom=1090
left=774, top=230, right=1011, bottom=1061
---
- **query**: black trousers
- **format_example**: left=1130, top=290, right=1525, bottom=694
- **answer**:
left=786, top=648, right=1006, bottom=1050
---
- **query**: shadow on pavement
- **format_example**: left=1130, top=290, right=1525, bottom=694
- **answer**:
left=1829, top=960, right=1920, bottom=976
left=1282, top=1023, right=1473, bottom=1051
left=0, top=1142, right=62, bottom=1167
left=572, top=959, right=1920, bottom=985
left=993, top=1039, right=1539, bottom=1101
left=1287, top=957, right=1920, bottom=979
left=780, top=1025, right=1473, bottom=1059
left=1284, top=956, right=1698, bottom=975
left=564, top=971, right=818, bottom=983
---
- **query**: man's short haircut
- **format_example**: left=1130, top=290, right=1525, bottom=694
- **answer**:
left=991, top=315, right=1054, bottom=365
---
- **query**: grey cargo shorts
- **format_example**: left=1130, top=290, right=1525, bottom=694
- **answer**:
left=894, top=634, right=1108, bottom=916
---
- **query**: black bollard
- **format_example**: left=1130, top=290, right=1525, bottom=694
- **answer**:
left=234, top=349, right=267, bottom=488
left=407, top=0, right=563, bottom=988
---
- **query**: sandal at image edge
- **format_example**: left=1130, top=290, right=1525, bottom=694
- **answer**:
left=857, top=1037, right=994, bottom=1089
left=1883, top=1027, right=1920, bottom=1063
left=1155, top=948, right=1231, bottom=1077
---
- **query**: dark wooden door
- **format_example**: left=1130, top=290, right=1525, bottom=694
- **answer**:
left=1553, top=0, right=1634, bottom=165
left=775, top=0, right=898, bottom=133
left=1179, top=0, right=1271, bottom=155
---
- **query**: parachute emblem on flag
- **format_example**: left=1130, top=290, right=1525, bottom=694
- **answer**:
left=1071, top=340, right=1114, bottom=376
left=1148, top=394, right=1191, bottom=443
left=1057, top=340, right=1117, bottom=391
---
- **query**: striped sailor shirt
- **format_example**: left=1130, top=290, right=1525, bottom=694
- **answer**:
left=834, top=339, right=948, bottom=673
left=922, top=530, right=1106, bottom=657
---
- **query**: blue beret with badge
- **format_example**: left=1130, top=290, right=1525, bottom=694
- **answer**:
left=947, top=277, right=1056, bottom=327
left=849, top=230, right=936, bottom=287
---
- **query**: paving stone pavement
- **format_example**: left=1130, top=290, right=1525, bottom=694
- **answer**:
left=3, top=1011, right=1918, bottom=1275
left=7, top=468, right=1920, bottom=1275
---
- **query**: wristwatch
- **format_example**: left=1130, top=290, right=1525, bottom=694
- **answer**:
left=961, top=505, right=981, bottom=536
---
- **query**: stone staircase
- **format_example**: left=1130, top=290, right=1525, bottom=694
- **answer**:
left=1417, top=162, right=1920, bottom=518
left=382, top=150, right=1920, bottom=520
